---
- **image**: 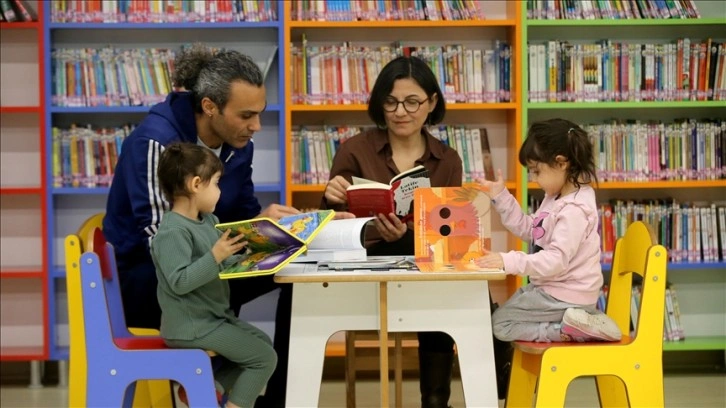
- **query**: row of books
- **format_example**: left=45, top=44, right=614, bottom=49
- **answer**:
left=291, top=125, right=494, bottom=186
left=289, top=0, right=485, bottom=22
left=51, top=47, right=175, bottom=108
left=290, top=126, right=362, bottom=185
left=50, top=0, right=278, bottom=23
left=292, top=40, right=512, bottom=105
left=0, top=0, right=36, bottom=22
left=600, top=200, right=726, bottom=264
left=529, top=196, right=726, bottom=264
left=527, top=0, right=700, bottom=20
left=51, top=125, right=132, bottom=188
left=528, top=39, right=725, bottom=103
left=629, top=284, right=685, bottom=341
left=584, top=120, right=725, bottom=182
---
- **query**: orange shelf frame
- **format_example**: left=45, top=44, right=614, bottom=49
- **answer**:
left=288, top=19, right=517, bottom=29
left=290, top=102, right=518, bottom=112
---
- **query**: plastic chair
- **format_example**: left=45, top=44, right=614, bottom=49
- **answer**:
left=505, top=221, right=667, bottom=408
left=75, top=228, right=219, bottom=407
left=67, top=214, right=173, bottom=407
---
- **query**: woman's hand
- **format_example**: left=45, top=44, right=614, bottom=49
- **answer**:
left=212, top=230, right=248, bottom=264
left=476, top=168, right=506, bottom=198
left=324, top=175, right=351, bottom=205
left=374, top=213, right=407, bottom=242
left=474, top=248, right=504, bottom=269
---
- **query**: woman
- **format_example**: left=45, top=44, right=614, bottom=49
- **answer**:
left=322, top=56, right=464, bottom=408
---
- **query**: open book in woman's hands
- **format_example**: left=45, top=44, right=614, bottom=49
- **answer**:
left=345, top=165, right=431, bottom=222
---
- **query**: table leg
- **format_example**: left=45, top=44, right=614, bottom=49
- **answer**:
left=286, top=282, right=380, bottom=408
left=387, top=281, right=499, bottom=408
left=379, top=282, right=389, bottom=408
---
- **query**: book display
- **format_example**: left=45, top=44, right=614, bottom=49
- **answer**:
left=43, top=1, right=285, bottom=362
left=0, top=0, right=47, bottom=369
left=522, top=0, right=725, bottom=352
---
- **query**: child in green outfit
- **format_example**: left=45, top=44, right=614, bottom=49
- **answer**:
left=151, top=142, right=277, bottom=408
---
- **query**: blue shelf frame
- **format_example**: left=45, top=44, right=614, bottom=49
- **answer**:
left=49, top=104, right=281, bottom=114
left=43, top=4, right=287, bottom=361
left=48, top=22, right=280, bottom=29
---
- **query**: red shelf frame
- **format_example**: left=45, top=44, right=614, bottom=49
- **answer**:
left=0, top=1, right=48, bottom=362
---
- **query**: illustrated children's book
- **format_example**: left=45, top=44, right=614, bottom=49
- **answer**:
left=346, top=165, right=431, bottom=222
left=214, top=210, right=336, bottom=279
left=413, top=186, right=501, bottom=273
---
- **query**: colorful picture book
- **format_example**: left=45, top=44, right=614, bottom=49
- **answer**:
left=214, top=210, right=336, bottom=279
left=346, top=165, right=431, bottom=222
left=413, top=186, right=499, bottom=273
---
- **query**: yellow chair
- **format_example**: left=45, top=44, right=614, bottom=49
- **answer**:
left=66, top=213, right=172, bottom=407
left=505, top=221, right=667, bottom=408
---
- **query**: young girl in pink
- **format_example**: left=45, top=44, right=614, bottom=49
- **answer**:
left=476, top=118, right=621, bottom=343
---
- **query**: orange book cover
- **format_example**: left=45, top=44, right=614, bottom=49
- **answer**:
left=413, top=186, right=499, bottom=273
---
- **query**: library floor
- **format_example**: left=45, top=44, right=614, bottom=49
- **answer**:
left=0, top=374, right=724, bottom=407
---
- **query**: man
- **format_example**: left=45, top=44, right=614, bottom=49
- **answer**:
left=104, top=44, right=295, bottom=407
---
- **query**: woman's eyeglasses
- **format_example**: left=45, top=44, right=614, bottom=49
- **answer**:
left=382, top=97, right=429, bottom=113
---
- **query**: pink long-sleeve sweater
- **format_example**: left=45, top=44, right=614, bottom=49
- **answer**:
left=492, top=185, right=602, bottom=305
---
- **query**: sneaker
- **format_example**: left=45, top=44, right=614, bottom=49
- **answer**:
left=561, top=308, right=622, bottom=342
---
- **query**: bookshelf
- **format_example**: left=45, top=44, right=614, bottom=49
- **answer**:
left=283, top=0, right=524, bottom=301
left=0, top=0, right=48, bottom=368
left=521, top=0, right=726, bottom=352
left=42, top=2, right=286, bottom=361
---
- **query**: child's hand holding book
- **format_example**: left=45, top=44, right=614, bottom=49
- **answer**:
left=212, top=229, right=248, bottom=264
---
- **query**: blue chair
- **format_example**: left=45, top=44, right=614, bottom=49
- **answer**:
left=78, top=228, right=219, bottom=407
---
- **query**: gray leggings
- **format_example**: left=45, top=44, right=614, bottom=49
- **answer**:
left=492, top=284, right=599, bottom=342
left=166, top=319, right=277, bottom=408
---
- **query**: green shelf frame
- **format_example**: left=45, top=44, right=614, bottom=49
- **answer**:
left=525, top=18, right=726, bottom=27
left=663, top=336, right=726, bottom=351
left=526, top=101, right=726, bottom=109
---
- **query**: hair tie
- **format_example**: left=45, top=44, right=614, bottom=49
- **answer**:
left=568, top=128, right=575, bottom=134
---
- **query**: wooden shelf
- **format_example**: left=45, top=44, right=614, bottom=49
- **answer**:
left=290, top=102, right=517, bottom=112
left=0, top=106, right=41, bottom=113
left=289, top=19, right=516, bottom=29
left=525, top=101, right=726, bottom=109
left=0, top=187, right=43, bottom=195
left=0, top=267, right=44, bottom=278
left=528, top=180, right=726, bottom=190
left=0, top=22, right=40, bottom=30
left=526, top=18, right=726, bottom=27
left=0, top=346, right=46, bottom=361
left=662, top=336, right=726, bottom=351
left=291, top=181, right=519, bottom=193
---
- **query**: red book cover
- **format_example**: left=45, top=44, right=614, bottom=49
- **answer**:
left=346, top=165, right=430, bottom=222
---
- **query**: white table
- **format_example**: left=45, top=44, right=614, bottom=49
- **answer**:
left=274, top=263, right=506, bottom=408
